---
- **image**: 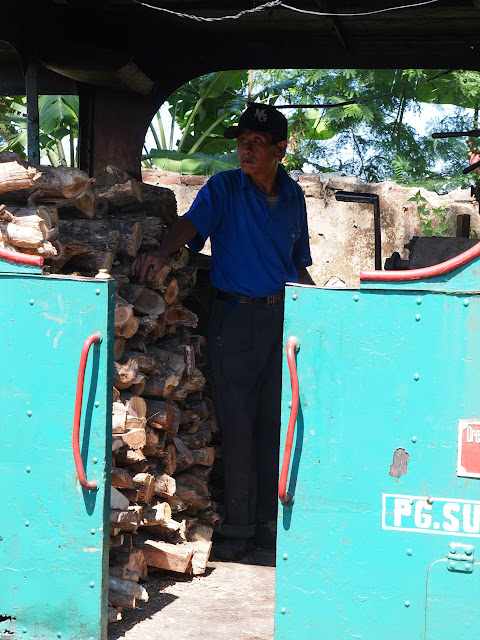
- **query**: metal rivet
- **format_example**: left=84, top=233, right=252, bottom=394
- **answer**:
left=464, top=298, right=470, bottom=307
left=288, top=401, right=292, bottom=408
left=404, top=601, right=410, bottom=608
left=465, top=548, right=473, bottom=556
left=291, top=293, right=298, bottom=301
left=95, top=289, right=101, bottom=296
left=26, top=466, right=31, bottom=473
left=92, top=458, right=98, bottom=464
left=450, top=547, right=457, bottom=554
left=281, top=607, right=286, bottom=614
left=407, top=549, right=413, bottom=556
left=29, top=299, right=34, bottom=306
left=91, top=529, right=96, bottom=535
left=57, top=633, right=62, bottom=638
left=22, top=629, right=27, bottom=634
left=94, top=401, right=99, bottom=408
left=416, top=297, right=422, bottom=305
left=283, top=553, right=288, bottom=560
left=466, top=562, right=472, bottom=570
left=449, top=560, right=456, bottom=568
left=415, top=314, right=421, bottom=321
left=25, top=521, right=30, bottom=527
left=353, top=294, right=359, bottom=302
left=413, top=373, right=420, bottom=381
left=27, top=410, right=32, bottom=417
left=426, top=497, right=433, bottom=505
left=411, top=436, right=417, bottom=443
left=89, top=581, right=95, bottom=588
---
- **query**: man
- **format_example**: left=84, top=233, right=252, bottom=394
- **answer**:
left=132, top=102, right=314, bottom=560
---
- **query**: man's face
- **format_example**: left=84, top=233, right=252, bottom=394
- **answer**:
left=237, top=129, right=287, bottom=178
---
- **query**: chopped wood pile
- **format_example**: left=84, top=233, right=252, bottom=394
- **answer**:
left=0, top=155, right=220, bottom=623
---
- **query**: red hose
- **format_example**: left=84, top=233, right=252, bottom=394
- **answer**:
left=72, top=333, right=101, bottom=490
left=278, top=337, right=300, bottom=506
left=0, top=248, right=43, bottom=267
left=360, top=241, right=480, bottom=281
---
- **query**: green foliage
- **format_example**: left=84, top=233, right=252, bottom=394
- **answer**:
left=408, top=190, right=449, bottom=237
left=0, top=94, right=79, bottom=165
left=147, top=149, right=239, bottom=175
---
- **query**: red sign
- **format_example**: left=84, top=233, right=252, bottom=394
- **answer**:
left=458, top=420, right=480, bottom=478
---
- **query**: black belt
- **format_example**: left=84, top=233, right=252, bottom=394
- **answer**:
left=216, top=289, right=285, bottom=305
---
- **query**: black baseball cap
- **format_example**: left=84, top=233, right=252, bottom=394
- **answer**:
left=224, top=102, right=288, bottom=141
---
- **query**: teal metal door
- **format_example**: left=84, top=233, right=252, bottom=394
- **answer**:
left=275, top=255, right=480, bottom=640
left=0, top=256, right=114, bottom=640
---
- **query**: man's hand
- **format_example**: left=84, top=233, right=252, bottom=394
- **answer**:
left=131, top=217, right=199, bottom=283
left=131, top=251, right=167, bottom=283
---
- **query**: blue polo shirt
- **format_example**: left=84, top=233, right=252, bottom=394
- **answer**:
left=184, top=165, right=312, bottom=297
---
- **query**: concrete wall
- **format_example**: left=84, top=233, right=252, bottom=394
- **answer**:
left=143, top=169, right=479, bottom=288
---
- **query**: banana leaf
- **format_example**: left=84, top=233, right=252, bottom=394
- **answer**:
left=146, top=150, right=239, bottom=175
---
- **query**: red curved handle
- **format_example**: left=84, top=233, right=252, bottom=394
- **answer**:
left=279, top=337, right=300, bottom=505
left=73, top=333, right=101, bottom=490
left=360, top=241, right=480, bottom=282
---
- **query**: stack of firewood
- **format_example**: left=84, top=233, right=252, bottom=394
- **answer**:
left=0, top=155, right=220, bottom=623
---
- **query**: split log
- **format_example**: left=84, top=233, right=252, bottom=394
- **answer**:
left=165, top=305, right=198, bottom=328
left=153, top=443, right=177, bottom=476
left=111, top=467, right=135, bottom=489
left=143, top=367, right=183, bottom=399
left=145, top=399, right=173, bottom=431
left=121, top=353, right=156, bottom=375
left=119, top=283, right=167, bottom=316
left=177, top=420, right=212, bottom=450
left=108, top=606, right=122, bottom=623
left=116, top=315, right=139, bottom=340
left=141, top=500, right=172, bottom=526
left=139, top=518, right=187, bottom=543
left=197, top=509, right=222, bottom=528
left=109, top=532, right=125, bottom=548
left=112, top=402, right=127, bottom=433
left=114, top=294, right=133, bottom=334
left=132, top=472, right=155, bottom=503
left=169, top=368, right=205, bottom=402
left=176, top=446, right=215, bottom=473
left=121, top=427, right=146, bottom=450
left=109, top=548, right=148, bottom=581
left=0, top=159, right=93, bottom=200
left=163, top=279, right=179, bottom=305
left=110, top=506, right=143, bottom=531
left=174, top=472, right=211, bottom=511
left=143, top=425, right=166, bottom=457
left=115, top=449, right=147, bottom=467
left=123, top=394, right=147, bottom=418
left=187, top=523, right=214, bottom=542
left=114, top=358, right=139, bottom=390
left=153, top=473, right=176, bottom=498
left=120, top=182, right=178, bottom=226
left=111, top=486, right=131, bottom=511
left=187, top=540, right=212, bottom=576
left=114, top=337, right=126, bottom=361
left=108, top=576, right=148, bottom=606
left=53, top=219, right=120, bottom=272
left=140, top=539, right=193, bottom=574
left=94, top=179, right=143, bottom=215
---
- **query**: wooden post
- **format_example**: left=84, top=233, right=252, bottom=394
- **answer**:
left=25, top=64, right=40, bottom=164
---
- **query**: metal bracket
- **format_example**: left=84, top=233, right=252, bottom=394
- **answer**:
left=447, top=542, right=475, bottom=573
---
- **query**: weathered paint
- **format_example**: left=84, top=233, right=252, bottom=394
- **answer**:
left=275, top=259, right=480, bottom=639
left=0, top=263, right=114, bottom=640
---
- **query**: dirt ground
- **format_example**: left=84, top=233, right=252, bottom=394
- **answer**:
left=108, top=549, right=276, bottom=640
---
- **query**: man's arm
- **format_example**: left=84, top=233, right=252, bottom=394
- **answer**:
left=131, top=217, right=198, bottom=282
left=296, top=267, right=316, bottom=286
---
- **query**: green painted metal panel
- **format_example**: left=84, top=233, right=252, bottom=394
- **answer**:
left=0, top=268, right=114, bottom=640
left=275, top=273, right=480, bottom=639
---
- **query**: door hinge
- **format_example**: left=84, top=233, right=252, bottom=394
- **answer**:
left=447, top=542, right=475, bottom=573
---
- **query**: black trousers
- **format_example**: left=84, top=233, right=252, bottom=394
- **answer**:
left=207, top=296, right=284, bottom=538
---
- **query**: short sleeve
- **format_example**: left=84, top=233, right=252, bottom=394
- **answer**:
left=183, top=174, right=226, bottom=252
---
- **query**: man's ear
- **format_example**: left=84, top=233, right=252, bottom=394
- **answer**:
left=276, top=140, right=288, bottom=160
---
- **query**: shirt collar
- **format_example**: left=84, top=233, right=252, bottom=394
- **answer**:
left=240, top=164, right=296, bottom=198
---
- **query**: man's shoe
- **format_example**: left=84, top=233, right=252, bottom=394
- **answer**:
left=212, top=537, right=252, bottom=561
